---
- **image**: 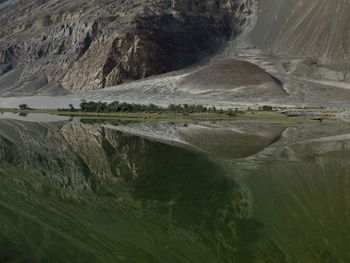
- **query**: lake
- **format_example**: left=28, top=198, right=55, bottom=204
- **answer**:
left=0, top=114, right=349, bottom=262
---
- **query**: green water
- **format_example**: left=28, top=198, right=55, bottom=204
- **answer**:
left=0, top=118, right=349, bottom=262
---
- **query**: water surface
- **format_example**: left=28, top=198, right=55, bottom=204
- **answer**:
left=0, top=96, right=81, bottom=109
left=0, top=117, right=349, bottom=262
left=0, top=112, right=70, bottom=122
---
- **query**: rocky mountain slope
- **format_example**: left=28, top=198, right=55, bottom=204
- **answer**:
left=0, top=0, right=252, bottom=94
left=1, top=0, right=350, bottom=107
left=249, top=0, right=350, bottom=68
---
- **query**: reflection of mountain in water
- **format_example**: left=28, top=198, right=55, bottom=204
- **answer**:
left=1, top=119, right=350, bottom=262
left=0, top=119, right=286, bottom=263
left=232, top=123, right=350, bottom=263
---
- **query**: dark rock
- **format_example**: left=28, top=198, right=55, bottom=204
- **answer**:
left=0, top=0, right=252, bottom=93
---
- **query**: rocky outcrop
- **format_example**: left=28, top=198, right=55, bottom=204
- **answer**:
left=0, top=0, right=252, bottom=94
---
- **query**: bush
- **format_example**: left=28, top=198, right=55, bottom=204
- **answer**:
left=19, top=104, right=31, bottom=110
left=260, top=105, right=273, bottom=111
left=68, top=104, right=76, bottom=112
left=65, top=100, right=237, bottom=115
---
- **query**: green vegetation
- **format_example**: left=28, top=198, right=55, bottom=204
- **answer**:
left=19, top=112, right=28, bottom=117
left=227, top=108, right=237, bottom=116
left=259, top=105, right=274, bottom=111
left=19, top=104, right=31, bottom=110
left=61, top=100, right=229, bottom=114
left=0, top=101, right=324, bottom=124
left=0, top=108, right=314, bottom=125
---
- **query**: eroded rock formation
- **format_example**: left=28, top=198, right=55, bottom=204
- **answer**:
left=0, top=0, right=252, bottom=94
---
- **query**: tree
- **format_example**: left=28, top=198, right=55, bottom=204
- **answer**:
left=68, top=104, right=75, bottom=112
left=261, top=105, right=273, bottom=111
left=96, top=101, right=107, bottom=112
left=107, top=101, right=121, bottom=112
left=80, top=100, right=88, bottom=112
left=19, top=104, right=31, bottom=110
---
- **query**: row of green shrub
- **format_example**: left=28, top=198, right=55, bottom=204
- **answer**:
left=19, top=100, right=276, bottom=114
left=60, top=100, right=240, bottom=115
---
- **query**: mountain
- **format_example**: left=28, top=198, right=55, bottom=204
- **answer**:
left=249, top=0, right=350, bottom=68
left=0, top=0, right=349, bottom=107
left=0, top=0, right=252, bottom=94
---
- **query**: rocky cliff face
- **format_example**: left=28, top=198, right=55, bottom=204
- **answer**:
left=0, top=0, right=252, bottom=94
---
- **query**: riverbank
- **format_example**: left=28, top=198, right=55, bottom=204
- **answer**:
left=0, top=108, right=322, bottom=124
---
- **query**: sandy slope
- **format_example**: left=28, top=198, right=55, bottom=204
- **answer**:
left=2, top=0, right=350, bottom=108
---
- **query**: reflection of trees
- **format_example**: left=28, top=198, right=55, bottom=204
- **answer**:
left=19, top=112, right=28, bottom=117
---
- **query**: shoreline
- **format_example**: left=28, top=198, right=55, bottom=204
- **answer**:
left=0, top=108, right=326, bottom=124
